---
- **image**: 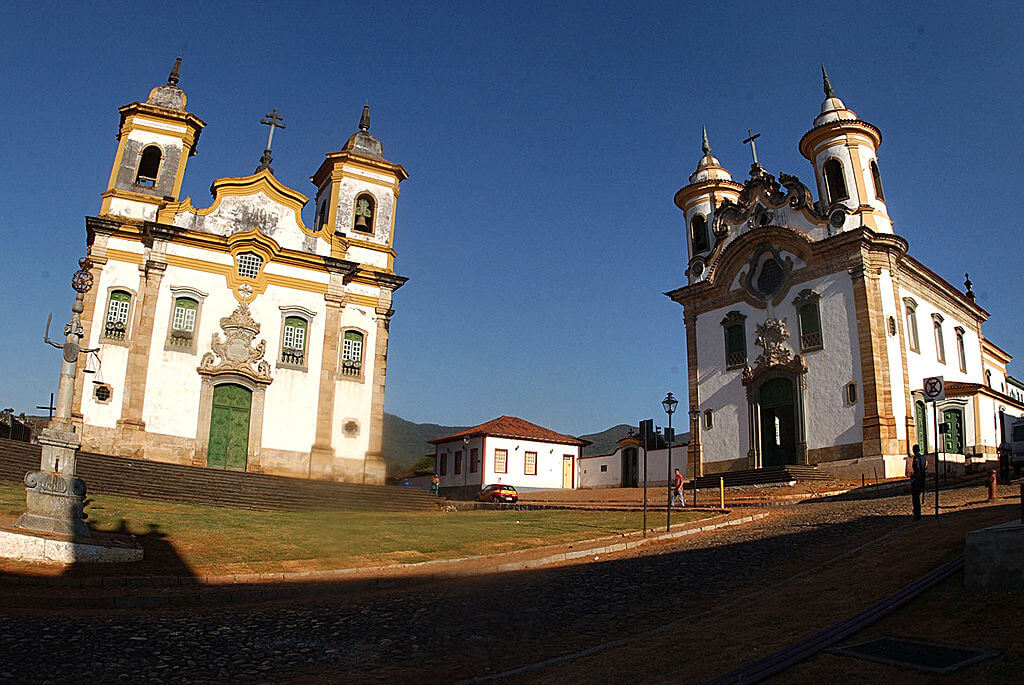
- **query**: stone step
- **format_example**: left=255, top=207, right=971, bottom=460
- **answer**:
left=0, top=438, right=439, bottom=512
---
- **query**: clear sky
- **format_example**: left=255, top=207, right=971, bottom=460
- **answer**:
left=0, top=2, right=1021, bottom=436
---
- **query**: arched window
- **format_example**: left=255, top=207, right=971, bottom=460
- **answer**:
left=703, top=409, right=714, bottom=430
left=955, top=327, right=966, bottom=373
left=904, top=300, right=919, bottom=353
left=136, top=145, right=162, bottom=187
left=236, top=252, right=263, bottom=279
left=870, top=160, right=885, bottom=201
left=353, top=194, right=375, bottom=233
left=104, top=290, right=132, bottom=340
left=690, top=214, right=709, bottom=254
left=845, top=382, right=858, bottom=404
left=281, top=316, right=308, bottom=365
left=168, top=297, right=198, bottom=347
left=823, top=158, right=849, bottom=204
left=932, top=314, right=945, bottom=364
left=341, top=329, right=364, bottom=376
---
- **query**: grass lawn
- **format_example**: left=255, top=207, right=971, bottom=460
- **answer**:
left=0, top=484, right=713, bottom=575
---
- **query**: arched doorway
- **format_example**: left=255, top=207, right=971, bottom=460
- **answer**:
left=207, top=383, right=252, bottom=470
left=759, top=377, right=797, bottom=467
left=621, top=447, right=638, bottom=487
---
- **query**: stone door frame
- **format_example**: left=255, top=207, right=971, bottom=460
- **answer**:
left=194, top=371, right=269, bottom=473
left=743, top=361, right=809, bottom=468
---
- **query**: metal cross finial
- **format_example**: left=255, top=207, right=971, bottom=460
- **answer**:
left=701, top=125, right=711, bottom=156
left=743, top=128, right=761, bottom=165
left=36, top=393, right=56, bottom=419
left=256, top=109, right=286, bottom=173
left=821, top=64, right=833, bottom=98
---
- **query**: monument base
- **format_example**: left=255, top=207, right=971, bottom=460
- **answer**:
left=15, top=471, right=90, bottom=538
left=0, top=527, right=142, bottom=563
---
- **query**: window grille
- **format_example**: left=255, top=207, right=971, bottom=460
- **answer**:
left=236, top=252, right=263, bottom=279
left=725, top=324, right=746, bottom=369
left=798, top=302, right=823, bottom=351
left=524, top=451, right=537, bottom=475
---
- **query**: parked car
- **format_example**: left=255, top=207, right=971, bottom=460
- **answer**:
left=476, top=483, right=518, bottom=504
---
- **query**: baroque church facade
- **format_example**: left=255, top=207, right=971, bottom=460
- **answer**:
left=669, top=71, right=1023, bottom=480
left=71, top=60, right=408, bottom=483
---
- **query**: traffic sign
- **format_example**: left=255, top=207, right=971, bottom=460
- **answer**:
left=923, top=376, right=945, bottom=402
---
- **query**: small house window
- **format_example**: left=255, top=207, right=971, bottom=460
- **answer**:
left=439, top=453, right=447, bottom=476
left=469, top=448, right=479, bottom=473
left=691, top=214, right=709, bottom=254
left=955, top=327, right=966, bottom=373
left=870, top=160, right=885, bottom=201
left=524, top=451, right=537, bottom=475
left=136, top=145, right=162, bottom=187
left=494, top=448, right=508, bottom=474
left=904, top=300, right=919, bottom=353
left=798, top=301, right=823, bottom=351
left=168, top=297, right=198, bottom=347
left=703, top=409, right=714, bottom=430
left=341, top=330, right=364, bottom=376
left=846, top=382, right=858, bottom=404
left=725, top=324, right=746, bottom=368
left=600, top=464, right=608, bottom=472
left=932, top=314, right=945, bottom=364
left=281, top=316, right=308, bottom=365
left=823, top=158, right=849, bottom=204
left=454, top=450, right=462, bottom=475
left=104, top=290, right=132, bottom=340
left=236, top=252, right=263, bottom=279
left=353, top=194, right=375, bottom=233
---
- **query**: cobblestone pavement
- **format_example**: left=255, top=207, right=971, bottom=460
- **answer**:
left=0, top=483, right=1016, bottom=684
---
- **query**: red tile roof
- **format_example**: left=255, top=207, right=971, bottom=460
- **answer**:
left=428, top=416, right=589, bottom=446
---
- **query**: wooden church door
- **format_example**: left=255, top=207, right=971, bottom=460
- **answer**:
left=207, top=384, right=252, bottom=470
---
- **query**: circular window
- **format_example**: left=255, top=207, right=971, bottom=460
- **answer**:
left=690, top=259, right=706, bottom=278
left=829, top=208, right=846, bottom=229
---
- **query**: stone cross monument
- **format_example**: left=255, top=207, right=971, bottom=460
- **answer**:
left=15, top=258, right=97, bottom=538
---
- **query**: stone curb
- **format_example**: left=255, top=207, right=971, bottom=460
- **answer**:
left=2, top=512, right=769, bottom=600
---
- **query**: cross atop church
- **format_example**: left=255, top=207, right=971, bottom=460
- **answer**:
left=743, top=128, right=761, bottom=165
left=256, top=109, right=286, bottom=173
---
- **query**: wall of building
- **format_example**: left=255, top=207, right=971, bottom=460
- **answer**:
left=436, top=436, right=580, bottom=492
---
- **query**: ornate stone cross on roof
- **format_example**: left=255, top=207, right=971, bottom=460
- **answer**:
left=743, top=128, right=761, bottom=165
left=256, top=108, right=286, bottom=173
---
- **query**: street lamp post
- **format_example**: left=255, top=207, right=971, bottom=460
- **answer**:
left=663, top=392, right=678, bottom=532
left=689, top=405, right=700, bottom=506
left=463, top=435, right=470, bottom=493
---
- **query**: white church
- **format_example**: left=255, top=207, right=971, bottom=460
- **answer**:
left=70, top=59, right=408, bottom=483
left=667, top=69, right=1023, bottom=480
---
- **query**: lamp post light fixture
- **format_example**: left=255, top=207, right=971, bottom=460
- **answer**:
left=688, top=404, right=700, bottom=506
left=663, top=392, right=678, bottom=532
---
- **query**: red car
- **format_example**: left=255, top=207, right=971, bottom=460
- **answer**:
left=476, top=484, right=518, bottom=504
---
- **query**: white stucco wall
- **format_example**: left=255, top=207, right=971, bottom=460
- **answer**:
left=579, top=446, right=688, bottom=488
left=436, top=436, right=580, bottom=491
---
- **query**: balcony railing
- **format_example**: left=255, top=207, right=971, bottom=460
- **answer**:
left=168, top=329, right=193, bottom=347
left=341, top=359, right=362, bottom=376
left=104, top=321, right=126, bottom=340
left=726, top=351, right=746, bottom=368
left=800, top=331, right=823, bottom=350
left=281, top=348, right=305, bottom=366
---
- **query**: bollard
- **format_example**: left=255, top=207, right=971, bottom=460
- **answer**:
left=720, top=476, right=725, bottom=509
left=862, top=474, right=865, bottom=490
left=987, top=470, right=997, bottom=501
left=1020, top=483, right=1023, bottom=524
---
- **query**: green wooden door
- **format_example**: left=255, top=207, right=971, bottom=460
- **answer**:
left=942, top=408, right=963, bottom=454
left=915, top=401, right=928, bottom=453
left=207, top=384, right=252, bottom=471
left=759, top=378, right=796, bottom=467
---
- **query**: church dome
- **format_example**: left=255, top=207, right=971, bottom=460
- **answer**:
left=146, top=57, right=187, bottom=111
left=688, top=127, right=732, bottom=184
left=342, top=105, right=383, bottom=159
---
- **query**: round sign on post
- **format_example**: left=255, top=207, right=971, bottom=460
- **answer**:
left=923, top=376, right=945, bottom=402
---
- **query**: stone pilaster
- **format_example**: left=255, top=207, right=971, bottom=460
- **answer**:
left=309, top=281, right=346, bottom=479
left=363, top=295, right=393, bottom=485
left=850, top=259, right=899, bottom=459
left=684, top=308, right=703, bottom=477
left=116, top=249, right=166, bottom=456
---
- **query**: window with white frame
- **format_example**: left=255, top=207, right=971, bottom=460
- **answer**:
left=236, top=252, right=263, bottom=279
left=341, top=330, right=364, bottom=376
left=281, top=316, right=308, bottom=365
left=932, top=314, right=946, bottom=364
left=524, top=451, right=537, bottom=475
left=104, top=290, right=132, bottom=340
left=168, top=297, right=198, bottom=347
left=904, top=299, right=919, bottom=353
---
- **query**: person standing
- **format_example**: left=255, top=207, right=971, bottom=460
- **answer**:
left=671, top=468, right=685, bottom=507
left=911, top=444, right=926, bottom=520
left=430, top=473, right=440, bottom=496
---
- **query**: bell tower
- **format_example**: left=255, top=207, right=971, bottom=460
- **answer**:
left=310, top=105, right=408, bottom=266
left=100, top=58, right=206, bottom=222
left=799, top=67, right=892, bottom=234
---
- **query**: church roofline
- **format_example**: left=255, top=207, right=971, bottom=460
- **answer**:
left=900, top=252, right=989, bottom=321
left=981, top=338, right=1012, bottom=364
left=310, top=149, right=408, bottom=189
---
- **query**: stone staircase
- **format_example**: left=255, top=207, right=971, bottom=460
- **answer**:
left=692, top=465, right=833, bottom=489
left=0, top=438, right=440, bottom=512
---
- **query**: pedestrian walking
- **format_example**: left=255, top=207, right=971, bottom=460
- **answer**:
left=430, top=473, right=440, bottom=496
left=671, top=468, right=685, bottom=507
left=911, top=444, right=926, bottom=520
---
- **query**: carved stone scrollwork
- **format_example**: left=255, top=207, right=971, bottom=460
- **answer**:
left=198, top=304, right=273, bottom=383
left=754, top=318, right=793, bottom=369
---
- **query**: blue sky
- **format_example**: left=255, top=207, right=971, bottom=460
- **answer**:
left=1, top=2, right=1021, bottom=435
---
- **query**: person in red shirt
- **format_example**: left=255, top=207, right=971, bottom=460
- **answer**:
left=671, top=468, right=685, bottom=507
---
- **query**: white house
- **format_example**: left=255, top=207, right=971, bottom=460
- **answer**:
left=72, top=59, right=408, bottom=484
left=429, top=416, right=589, bottom=499
left=579, top=433, right=690, bottom=489
left=667, top=69, right=1024, bottom=481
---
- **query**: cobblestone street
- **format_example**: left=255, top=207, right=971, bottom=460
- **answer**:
left=0, top=484, right=1017, bottom=683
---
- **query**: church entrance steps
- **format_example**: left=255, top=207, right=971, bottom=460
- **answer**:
left=0, top=510, right=769, bottom=610
left=692, top=464, right=834, bottom=490
left=0, top=438, right=439, bottom=512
